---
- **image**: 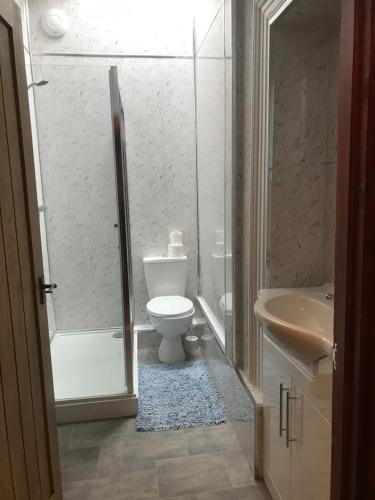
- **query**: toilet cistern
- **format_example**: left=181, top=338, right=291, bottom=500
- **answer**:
left=143, top=249, right=194, bottom=363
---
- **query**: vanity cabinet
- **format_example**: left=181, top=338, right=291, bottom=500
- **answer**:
left=263, top=345, right=331, bottom=500
left=290, top=386, right=331, bottom=500
left=263, top=349, right=292, bottom=499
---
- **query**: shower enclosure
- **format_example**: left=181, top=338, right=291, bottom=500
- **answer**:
left=195, top=0, right=234, bottom=360
left=27, top=0, right=236, bottom=424
left=31, top=62, right=136, bottom=422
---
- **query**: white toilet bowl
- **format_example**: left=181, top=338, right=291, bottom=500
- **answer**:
left=146, top=295, right=195, bottom=363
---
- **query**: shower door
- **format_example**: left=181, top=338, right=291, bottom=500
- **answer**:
left=31, top=62, right=137, bottom=421
left=109, top=66, right=134, bottom=394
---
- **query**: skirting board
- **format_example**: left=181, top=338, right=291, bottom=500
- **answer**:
left=56, top=394, right=138, bottom=424
left=134, top=317, right=207, bottom=334
left=263, top=468, right=283, bottom=500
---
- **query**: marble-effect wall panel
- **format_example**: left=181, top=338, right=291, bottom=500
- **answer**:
left=322, top=29, right=339, bottom=281
left=29, top=0, right=193, bottom=56
left=233, top=0, right=253, bottom=373
left=33, top=64, right=123, bottom=331
left=117, top=59, right=197, bottom=325
left=269, top=24, right=338, bottom=288
left=28, top=0, right=213, bottom=329
left=194, top=0, right=223, bottom=50
left=32, top=56, right=197, bottom=328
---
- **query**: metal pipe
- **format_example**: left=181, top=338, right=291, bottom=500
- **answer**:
left=27, top=79, right=49, bottom=90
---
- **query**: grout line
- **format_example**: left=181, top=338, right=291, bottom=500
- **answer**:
left=155, top=460, right=160, bottom=499
left=67, top=424, right=74, bottom=450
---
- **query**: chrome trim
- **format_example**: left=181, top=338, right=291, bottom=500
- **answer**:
left=286, top=391, right=291, bottom=447
left=34, top=52, right=193, bottom=60
left=193, top=18, right=201, bottom=296
left=109, top=66, right=134, bottom=394
left=286, top=392, right=301, bottom=447
left=279, top=383, right=290, bottom=437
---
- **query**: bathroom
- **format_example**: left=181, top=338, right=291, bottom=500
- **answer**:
left=1, top=0, right=346, bottom=498
left=22, top=0, right=260, bottom=497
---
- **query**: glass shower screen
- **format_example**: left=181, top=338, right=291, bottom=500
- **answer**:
left=109, top=66, right=134, bottom=395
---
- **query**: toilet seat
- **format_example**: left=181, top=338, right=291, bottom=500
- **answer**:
left=146, top=295, right=194, bottom=319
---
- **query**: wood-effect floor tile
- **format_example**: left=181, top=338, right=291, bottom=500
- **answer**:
left=156, top=453, right=231, bottom=498
left=57, top=424, right=74, bottom=452
left=185, top=424, right=241, bottom=455
left=123, top=430, right=188, bottom=463
left=197, top=483, right=271, bottom=500
left=70, top=418, right=134, bottom=449
left=60, top=447, right=100, bottom=483
left=159, top=495, right=198, bottom=500
left=223, top=450, right=253, bottom=487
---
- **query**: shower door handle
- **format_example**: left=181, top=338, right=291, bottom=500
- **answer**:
left=39, top=275, right=57, bottom=304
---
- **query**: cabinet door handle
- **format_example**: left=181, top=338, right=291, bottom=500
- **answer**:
left=279, top=383, right=290, bottom=437
left=286, top=391, right=292, bottom=447
left=286, top=392, right=301, bottom=447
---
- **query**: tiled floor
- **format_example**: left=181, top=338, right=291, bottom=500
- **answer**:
left=59, top=419, right=270, bottom=499
left=138, top=326, right=255, bottom=465
left=59, top=325, right=269, bottom=499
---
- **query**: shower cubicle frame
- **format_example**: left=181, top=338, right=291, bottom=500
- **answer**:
left=55, top=66, right=137, bottom=423
left=109, top=65, right=134, bottom=396
left=194, top=0, right=236, bottom=362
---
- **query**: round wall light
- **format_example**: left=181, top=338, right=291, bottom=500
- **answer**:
left=41, top=9, right=70, bottom=38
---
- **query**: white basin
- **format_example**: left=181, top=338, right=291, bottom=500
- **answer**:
left=254, top=285, right=334, bottom=363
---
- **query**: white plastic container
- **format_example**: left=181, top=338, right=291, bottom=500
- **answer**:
left=170, top=231, right=183, bottom=244
left=168, top=243, right=184, bottom=258
left=183, top=335, right=199, bottom=352
left=168, top=231, right=184, bottom=257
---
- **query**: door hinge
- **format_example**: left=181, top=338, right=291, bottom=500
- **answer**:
left=332, top=342, right=338, bottom=370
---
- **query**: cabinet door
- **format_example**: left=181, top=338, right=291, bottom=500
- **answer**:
left=290, top=385, right=331, bottom=500
left=263, top=349, right=292, bottom=500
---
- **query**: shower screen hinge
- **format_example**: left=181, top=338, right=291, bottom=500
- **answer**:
left=38, top=275, right=57, bottom=305
left=332, top=342, right=338, bottom=370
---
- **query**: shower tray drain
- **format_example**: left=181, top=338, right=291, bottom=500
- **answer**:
left=112, top=331, right=124, bottom=338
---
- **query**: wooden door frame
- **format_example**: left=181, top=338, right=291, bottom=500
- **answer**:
left=0, top=0, right=62, bottom=497
left=331, top=0, right=375, bottom=498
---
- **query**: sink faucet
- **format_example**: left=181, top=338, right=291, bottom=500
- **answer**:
left=325, top=292, right=334, bottom=301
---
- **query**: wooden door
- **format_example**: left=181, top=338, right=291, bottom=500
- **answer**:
left=0, top=0, right=62, bottom=499
left=331, top=0, right=375, bottom=498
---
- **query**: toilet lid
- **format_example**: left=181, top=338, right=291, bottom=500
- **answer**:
left=146, top=295, right=194, bottom=318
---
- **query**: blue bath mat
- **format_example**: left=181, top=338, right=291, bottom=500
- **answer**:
left=136, top=360, right=226, bottom=431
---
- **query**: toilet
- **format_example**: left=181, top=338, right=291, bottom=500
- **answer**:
left=143, top=256, right=195, bottom=363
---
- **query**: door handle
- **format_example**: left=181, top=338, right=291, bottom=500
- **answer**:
left=286, top=392, right=301, bottom=447
left=279, top=383, right=290, bottom=437
left=39, top=276, right=57, bottom=304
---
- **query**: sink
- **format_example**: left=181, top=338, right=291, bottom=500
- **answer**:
left=254, top=285, right=334, bottom=363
